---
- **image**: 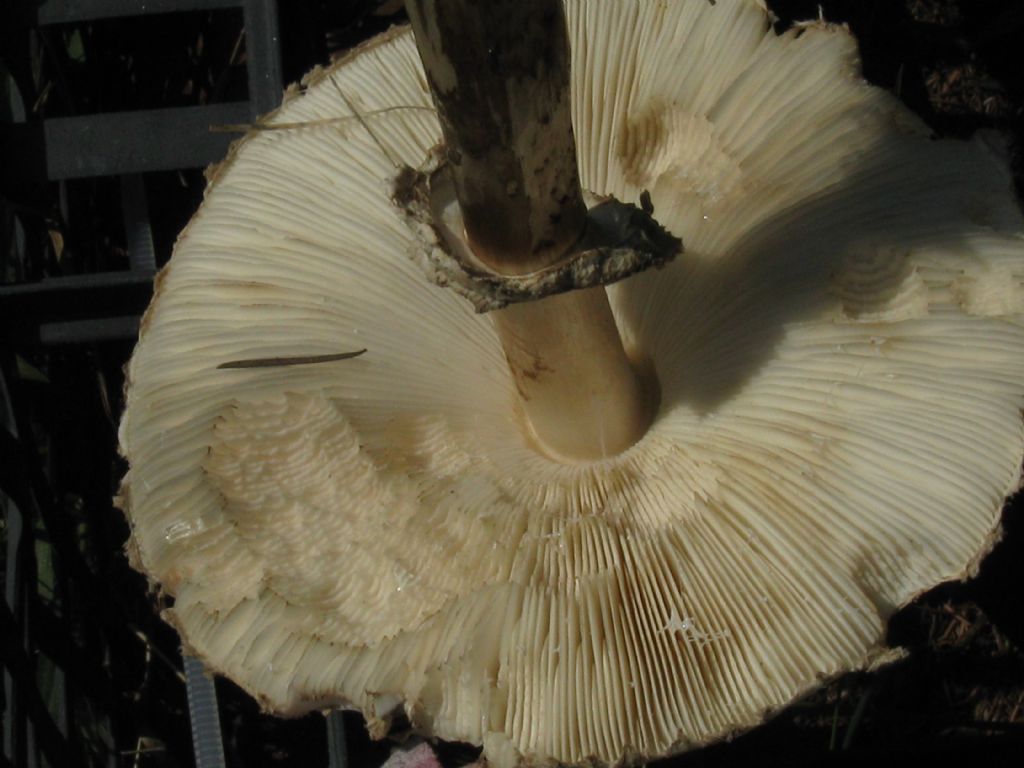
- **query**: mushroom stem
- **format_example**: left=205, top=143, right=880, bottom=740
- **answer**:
left=494, top=289, right=656, bottom=461
left=405, top=0, right=655, bottom=459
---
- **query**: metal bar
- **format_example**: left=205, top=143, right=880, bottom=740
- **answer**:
left=36, top=0, right=242, bottom=25
left=39, top=317, right=141, bottom=344
left=326, top=711, right=347, bottom=768
left=1, top=498, right=27, bottom=768
left=42, top=102, right=251, bottom=179
left=243, top=0, right=284, bottom=116
left=183, top=656, right=226, bottom=768
left=0, top=273, right=153, bottom=335
left=1, top=374, right=26, bottom=768
left=0, top=270, right=155, bottom=295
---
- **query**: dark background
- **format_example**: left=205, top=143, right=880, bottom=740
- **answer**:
left=2, top=1, right=1022, bottom=766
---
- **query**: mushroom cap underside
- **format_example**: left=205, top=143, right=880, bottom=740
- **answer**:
left=118, top=1, right=1024, bottom=766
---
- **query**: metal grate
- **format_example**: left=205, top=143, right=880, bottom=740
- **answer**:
left=0, top=0, right=283, bottom=344
left=0, top=4, right=355, bottom=768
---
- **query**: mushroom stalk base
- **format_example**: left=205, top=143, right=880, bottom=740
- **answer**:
left=403, top=0, right=662, bottom=461
left=493, top=287, right=656, bottom=462
left=394, top=162, right=669, bottom=462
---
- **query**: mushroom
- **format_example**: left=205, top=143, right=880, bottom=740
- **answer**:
left=117, top=1, right=1024, bottom=766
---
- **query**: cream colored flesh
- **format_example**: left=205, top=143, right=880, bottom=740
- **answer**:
left=119, top=1, right=1024, bottom=766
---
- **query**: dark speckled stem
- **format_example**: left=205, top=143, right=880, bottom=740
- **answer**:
left=403, top=0, right=655, bottom=460
left=405, top=0, right=588, bottom=275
